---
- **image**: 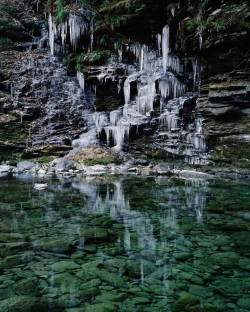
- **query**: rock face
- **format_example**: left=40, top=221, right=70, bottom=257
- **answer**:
left=0, top=0, right=249, bottom=169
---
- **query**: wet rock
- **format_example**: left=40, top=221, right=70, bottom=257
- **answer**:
left=77, top=260, right=103, bottom=281
left=237, top=296, right=250, bottom=310
left=0, top=254, right=30, bottom=269
left=189, top=285, right=214, bottom=299
left=53, top=272, right=82, bottom=290
left=178, top=170, right=214, bottom=179
left=82, top=227, right=110, bottom=243
left=153, top=163, right=172, bottom=175
left=174, top=252, right=192, bottom=261
left=0, top=233, right=25, bottom=242
left=132, top=297, right=151, bottom=304
left=17, top=161, right=37, bottom=171
left=126, top=260, right=156, bottom=278
left=134, top=159, right=149, bottom=166
left=51, top=261, right=80, bottom=272
left=96, top=269, right=125, bottom=287
left=51, top=158, right=77, bottom=172
left=173, top=293, right=200, bottom=311
left=0, top=165, right=13, bottom=173
left=79, top=279, right=101, bottom=290
left=84, top=165, right=109, bottom=175
left=33, top=237, right=72, bottom=253
left=0, top=296, right=47, bottom=312
left=57, top=294, right=81, bottom=308
left=238, top=258, right=250, bottom=271
left=96, top=292, right=126, bottom=303
left=212, top=278, right=243, bottom=296
left=85, top=303, right=117, bottom=312
left=79, top=287, right=99, bottom=299
left=206, top=252, right=239, bottom=268
left=12, top=278, right=40, bottom=296
left=34, top=183, right=48, bottom=190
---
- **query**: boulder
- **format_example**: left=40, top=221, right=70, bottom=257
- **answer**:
left=179, top=170, right=214, bottom=179
left=153, top=163, right=172, bottom=175
left=17, top=161, right=36, bottom=171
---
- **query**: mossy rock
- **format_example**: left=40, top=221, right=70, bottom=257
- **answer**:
left=96, top=292, right=127, bottom=303
left=53, top=272, right=82, bottom=290
left=51, top=261, right=80, bottom=272
left=33, top=237, right=73, bottom=253
left=57, top=294, right=81, bottom=308
left=76, top=50, right=111, bottom=66
left=0, top=296, right=47, bottom=312
left=85, top=303, right=117, bottom=312
left=206, top=252, right=239, bottom=268
left=173, top=293, right=200, bottom=311
left=0, top=233, right=26, bottom=242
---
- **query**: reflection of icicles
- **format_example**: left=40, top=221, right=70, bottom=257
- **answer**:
left=140, top=260, right=144, bottom=284
left=124, top=226, right=131, bottom=251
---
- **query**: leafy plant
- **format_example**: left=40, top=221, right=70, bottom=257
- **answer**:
left=212, top=19, right=225, bottom=31
left=54, top=0, right=68, bottom=23
left=185, top=20, right=197, bottom=32
left=76, top=50, right=111, bottom=65
left=0, top=37, right=15, bottom=51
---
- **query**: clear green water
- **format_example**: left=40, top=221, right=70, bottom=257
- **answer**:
left=0, top=175, right=250, bottom=312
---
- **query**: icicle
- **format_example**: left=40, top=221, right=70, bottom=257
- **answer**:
left=93, top=112, right=108, bottom=130
left=77, top=72, right=85, bottom=91
left=110, top=110, right=121, bottom=126
left=48, top=14, right=55, bottom=55
left=137, top=80, right=156, bottom=114
left=162, top=25, right=170, bottom=72
left=90, top=19, right=94, bottom=51
left=124, top=78, right=131, bottom=105
left=156, top=33, right=162, bottom=54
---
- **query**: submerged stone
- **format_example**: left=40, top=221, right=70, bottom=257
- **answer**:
left=206, top=252, right=239, bottom=268
left=96, top=292, right=127, bottom=303
left=51, top=261, right=80, bottom=272
left=34, top=237, right=72, bottom=253
left=85, top=303, right=117, bottom=312
left=237, top=296, right=250, bottom=310
left=173, top=293, right=200, bottom=311
left=0, top=296, right=47, bottom=312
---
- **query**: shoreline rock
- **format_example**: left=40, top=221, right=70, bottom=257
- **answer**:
left=1, top=158, right=250, bottom=180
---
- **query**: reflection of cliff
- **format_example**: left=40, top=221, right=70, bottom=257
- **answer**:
left=72, top=177, right=209, bottom=253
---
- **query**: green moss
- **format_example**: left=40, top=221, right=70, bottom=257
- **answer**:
left=27, top=156, right=54, bottom=164
left=76, top=50, right=111, bottom=66
left=54, top=0, right=68, bottom=23
left=84, top=156, right=122, bottom=166
left=0, top=37, right=16, bottom=51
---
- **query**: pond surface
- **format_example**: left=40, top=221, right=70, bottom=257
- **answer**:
left=0, top=175, right=250, bottom=312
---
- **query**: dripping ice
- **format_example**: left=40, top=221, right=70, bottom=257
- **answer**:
left=47, top=7, right=208, bottom=165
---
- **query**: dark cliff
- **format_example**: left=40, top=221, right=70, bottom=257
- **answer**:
left=0, top=0, right=249, bottom=170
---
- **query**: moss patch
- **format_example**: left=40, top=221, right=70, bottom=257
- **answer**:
left=67, top=147, right=122, bottom=166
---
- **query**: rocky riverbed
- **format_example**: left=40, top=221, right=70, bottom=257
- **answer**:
left=0, top=175, right=250, bottom=312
